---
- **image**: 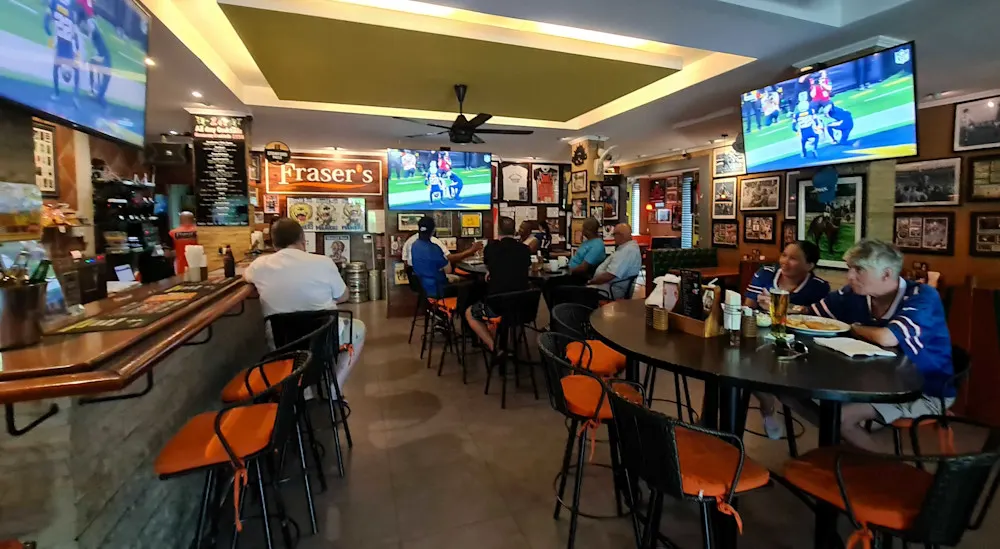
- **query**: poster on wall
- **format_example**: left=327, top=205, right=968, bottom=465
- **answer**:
left=570, top=219, right=585, bottom=245
left=743, top=214, right=776, bottom=244
left=711, top=178, right=736, bottom=219
left=711, top=145, right=746, bottom=178
left=711, top=221, right=738, bottom=248
left=797, top=175, right=865, bottom=269
left=601, top=186, right=619, bottom=221
left=967, top=155, right=1000, bottom=201
left=0, top=182, right=42, bottom=242
left=287, top=197, right=366, bottom=232
left=501, top=162, right=530, bottom=202
left=531, top=164, right=560, bottom=204
left=894, top=158, right=961, bottom=207
left=954, top=95, right=1000, bottom=152
left=192, top=114, right=249, bottom=226
left=263, top=194, right=279, bottom=214
left=393, top=261, right=409, bottom=285
left=32, top=122, right=57, bottom=197
left=433, top=211, right=454, bottom=237
left=894, top=212, right=954, bottom=255
left=739, top=176, right=780, bottom=211
left=323, top=234, right=351, bottom=264
left=461, top=213, right=482, bottom=237
left=264, top=151, right=384, bottom=196
left=570, top=171, right=587, bottom=193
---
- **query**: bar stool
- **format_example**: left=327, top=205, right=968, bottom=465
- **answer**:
left=551, top=303, right=627, bottom=378
left=154, top=350, right=313, bottom=549
left=266, top=310, right=354, bottom=478
left=482, top=289, right=542, bottom=409
left=221, top=316, right=338, bottom=535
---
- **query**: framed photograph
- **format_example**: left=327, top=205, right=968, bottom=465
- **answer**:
left=393, top=261, right=409, bottom=285
left=397, top=213, right=422, bottom=231
left=501, top=162, right=530, bottom=202
left=967, top=155, right=1000, bottom=201
left=671, top=204, right=682, bottom=231
left=711, top=178, right=736, bottom=219
left=570, top=219, right=585, bottom=245
left=798, top=175, right=865, bottom=269
left=894, top=212, right=954, bottom=255
left=32, top=121, right=58, bottom=197
left=781, top=220, right=797, bottom=250
left=491, top=161, right=499, bottom=200
left=249, top=152, right=261, bottom=182
left=895, top=158, right=961, bottom=207
left=590, top=182, right=602, bottom=202
left=571, top=198, right=587, bottom=219
left=740, top=175, right=780, bottom=211
left=711, top=221, right=738, bottom=248
left=570, top=171, right=588, bottom=193
left=602, top=224, right=615, bottom=240
left=531, top=164, right=560, bottom=204
left=711, top=145, right=746, bottom=178
left=432, top=211, right=453, bottom=237
left=970, top=212, right=1000, bottom=257
left=589, top=205, right=603, bottom=222
left=389, top=234, right=407, bottom=257
left=954, top=95, right=1000, bottom=152
left=743, top=214, right=776, bottom=244
left=656, top=208, right=672, bottom=224
left=784, top=171, right=800, bottom=220
left=323, top=234, right=351, bottom=264
left=263, top=193, right=279, bottom=214
left=601, top=186, right=620, bottom=221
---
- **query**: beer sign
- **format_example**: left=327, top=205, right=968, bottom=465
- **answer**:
left=264, top=151, right=385, bottom=196
left=263, top=141, right=291, bottom=165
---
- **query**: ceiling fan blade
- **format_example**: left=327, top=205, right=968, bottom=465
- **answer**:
left=405, top=131, right=449, bottom=138
left=467, top=113, right=492, bottom=128
left=471, top=134, right=486, bottom=145
left=394, top=116, right=452, bottom=130
left=474, top=129, right=534, bottom=135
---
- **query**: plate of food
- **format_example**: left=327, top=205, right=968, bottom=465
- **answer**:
left=784, top=315, right=850, bottom=336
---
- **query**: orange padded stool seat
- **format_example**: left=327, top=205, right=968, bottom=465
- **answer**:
left=784, top=446, right=933, bottom=531
left=220, top=358, right=295, bottom=403
left=154, top=404, right=277, bottom=477
left=566, top=340, right=626, bottom=376
left=675, top=427, right=770, bottom=496
left=561, top=375, right=641, bottom=420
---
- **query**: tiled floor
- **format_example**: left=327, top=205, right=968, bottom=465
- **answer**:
left=233, top=300, right=998, bottom=549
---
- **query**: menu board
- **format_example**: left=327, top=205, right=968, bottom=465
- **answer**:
left=192, top=115, right=249, bottom=226
left=678, top=269, right=704, bottom=320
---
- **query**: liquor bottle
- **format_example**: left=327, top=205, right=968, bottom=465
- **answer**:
left=28, top=260, right=51, bottom=284
left=223, top=245, right=236, bottom=278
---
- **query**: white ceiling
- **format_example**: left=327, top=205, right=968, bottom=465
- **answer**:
left=144, top=0, right=1000, bottom=163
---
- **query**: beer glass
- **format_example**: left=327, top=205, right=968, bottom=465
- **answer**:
left=770, top=289, right=790, bottom=337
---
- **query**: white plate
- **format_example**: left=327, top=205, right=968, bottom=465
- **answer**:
left=784, top=314, right=850, bottom=336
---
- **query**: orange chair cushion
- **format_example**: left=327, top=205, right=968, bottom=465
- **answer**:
left=783, top=447, right=933, bottom=531
left=429, top=297, right=458, bottom=314
left=220, top=359, right=294, bottom=403
left=560, top=375, right=641, bottom=420
left=891, top=409, right=954, bottom=429
left=566, top=340, right=626, bottom=376
left=154, top=404, right=277, bottom=477
left=675, top=427, right=770, bottom=497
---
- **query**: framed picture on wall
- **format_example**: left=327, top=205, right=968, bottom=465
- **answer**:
left=589, top=205, right=603, bottom=222
left=894, top=212, right=954, bottom=255
left=797, top=175, right=865, bottom=269
left=531, top=164, right=560, bottom=204
left=784, top=171, right=800, bottom=220
left=711, top=145, right=746, bottom=178
left=969, top=212, right=1000, bottom=257
left=711, top=178, right=736, bottom=219
left=739, top=175, right=780, bottom=211
left=954, top=95, right=1000, bottom=152
left=248, top=152, right=261, bottom=182
left=781, top=220, right=797, bottom=250
left=32, top=121, right=58, bottom=197
left=590, top=182, right=602, bottom=201
left=711, top=221, right=738, bottom=248
left=743, top=214, right=776, bottom=244
left=570, top=171, right=588, bottom=193
left=895, top=158, right=961, bottom=207
left=433, top=211, right=453, bottom=237
left=602, top=186, right=620, bottom=221
left=571, top=219, right=585, bottom=245
left=491, top=161, right=499, bottom=200
left=656, top=208, right=672, bottom=224
left=397, top=213, right=422, bottom=231
left=671, top=204, right=682, bottom=231
left=967, top=155, right=1000, bottom=201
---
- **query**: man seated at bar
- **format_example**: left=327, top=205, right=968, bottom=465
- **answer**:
left=410, top=216, right=455, bottom=298
left=568, top=218, right=607, bottom=279
left=791, top=239, right=954, bottom=452
left=588, top=223, right=641, bottom=299
left=244, top=218, right=367, bottom=389
left=465, top=216, right=531, bottom=351
left=401, top=221, right=482, bottom=268
left=744, top=240, right=830, bottom=439
left=519, top=220, right=541, bottom=254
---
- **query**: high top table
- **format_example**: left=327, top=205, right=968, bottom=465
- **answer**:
left=588, top=299, right=924, bottom=549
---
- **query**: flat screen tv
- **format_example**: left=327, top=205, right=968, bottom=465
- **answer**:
left=387, top=149, right=492, bottom=210
left=0, top=0, right=150, bottom=147
left=741, top=42, right=917, bottom=174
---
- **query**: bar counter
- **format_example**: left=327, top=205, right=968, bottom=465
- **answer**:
left=0, top=272, right=268, bottom=549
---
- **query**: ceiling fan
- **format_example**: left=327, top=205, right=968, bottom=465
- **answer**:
left=395, top=84, right=534, bottom=144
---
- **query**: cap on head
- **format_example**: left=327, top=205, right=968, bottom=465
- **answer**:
left=417, top=216, right=435, bottom=239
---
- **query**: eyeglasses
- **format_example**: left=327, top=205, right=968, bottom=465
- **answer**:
left=765, top=338, right=809, bottom=361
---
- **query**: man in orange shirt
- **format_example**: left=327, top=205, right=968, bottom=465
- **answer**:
left=169, top=211, right=198, bottom=274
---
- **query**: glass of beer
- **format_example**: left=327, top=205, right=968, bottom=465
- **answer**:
left=770, top=289, right=790, bottom=338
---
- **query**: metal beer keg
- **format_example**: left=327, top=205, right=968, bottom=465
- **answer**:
left=344, top=262, right=369, bottom=303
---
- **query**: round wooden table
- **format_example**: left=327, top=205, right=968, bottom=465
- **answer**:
left=457, top=261, right=571, bottom=280
left=589, top=299, right=925, bottom=549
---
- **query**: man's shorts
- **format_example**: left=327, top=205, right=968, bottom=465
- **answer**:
left=872, top=395, right=955, bottom=425
left=469, top=301, right=499, bottom=322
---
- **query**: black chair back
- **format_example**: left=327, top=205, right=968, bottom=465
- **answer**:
left=551, top=285, right=603, bottom=311
left=265, top=311, right=345, bottom=390
left=407, top=267, right=426, bottom=298
left=551, top=303, right=595, bottom=340
left=606, top=388, right=687, bottom=499
left=609, top=275, right=639, bottom=301
left=537, top=332, right=601, bottom=420
left=485, top=288, right=541, bottom=330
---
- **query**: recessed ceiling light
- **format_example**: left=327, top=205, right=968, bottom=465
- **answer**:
left=168, top=130, right=178, bottom=135
left=191, top=91, right=203, bottom=99
left=144, top=57, right=156, bottom=66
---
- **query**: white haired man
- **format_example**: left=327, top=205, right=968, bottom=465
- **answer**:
left=789, top=239, right=954, bottom=452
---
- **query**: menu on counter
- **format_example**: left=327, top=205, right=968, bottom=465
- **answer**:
left=678, top=269, right=704, bottom=320
left=192, top=115, right=249, bottom=226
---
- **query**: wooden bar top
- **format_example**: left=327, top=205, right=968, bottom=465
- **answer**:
left=0, top=274, right=252, bottom=404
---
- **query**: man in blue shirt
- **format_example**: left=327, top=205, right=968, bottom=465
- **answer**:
left=801, top=240, right=954, bottom=452
left=589, top=223, right=642, bottom=300
left=568, top=218, right=606, bottom=278
left=410, top=216, right=450, bottom=298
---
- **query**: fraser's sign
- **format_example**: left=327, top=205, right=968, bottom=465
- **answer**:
left=264, top=151, right=384, bottom=195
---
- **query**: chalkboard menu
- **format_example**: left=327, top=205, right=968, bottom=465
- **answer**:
left=192, top=115, right=249, bottom=226
left=678, top=269, right=704, bottom=320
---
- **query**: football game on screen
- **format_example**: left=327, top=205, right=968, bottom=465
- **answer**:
left=387, top=149, right=492, bottom=211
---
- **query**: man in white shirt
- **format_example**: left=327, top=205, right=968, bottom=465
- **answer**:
left=244, top=218, right=366, bottom=388
left=588, top=223, right=642, bottom=300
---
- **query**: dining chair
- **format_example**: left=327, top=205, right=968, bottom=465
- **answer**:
left=483, top=288, right=542, bottom=409
left=607, top=387, right=771, bottom=549
left=551, top=303, right=627, bottom=378
left=598, top=274, right=639, bottom=303
left=783, top=414, right=1000, bottom=549
left=537, top=332, right=644, bottom=549
left=550, top=285, right=604, bottom=311
left=406, top=267, right=429, bottom=347
left=155, top=350, right=313, bottom=549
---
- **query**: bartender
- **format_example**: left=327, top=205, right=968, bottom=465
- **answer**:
left=168, top=211, right=198, bottom=274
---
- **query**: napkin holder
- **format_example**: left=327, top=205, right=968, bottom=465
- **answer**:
left=668, top=285, right=724, bottom=338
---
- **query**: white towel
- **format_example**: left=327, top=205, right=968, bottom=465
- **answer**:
left=813, top=337, right=897, bottom=358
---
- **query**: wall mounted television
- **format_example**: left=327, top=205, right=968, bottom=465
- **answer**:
left=387, top=149, right=492, bottom=211
left=740, top=42, right=917, bottom=174
left=0, top=0, right=150, bottom=147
